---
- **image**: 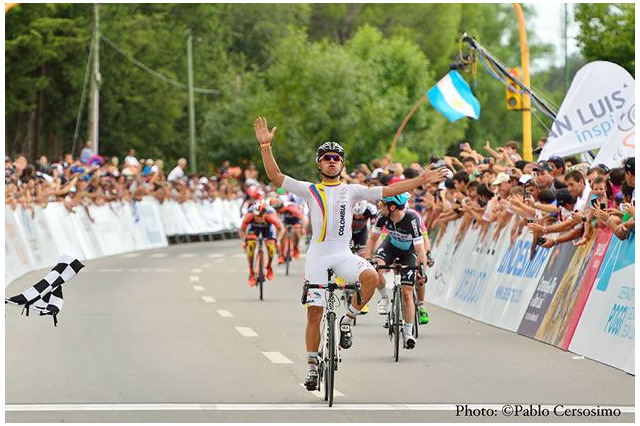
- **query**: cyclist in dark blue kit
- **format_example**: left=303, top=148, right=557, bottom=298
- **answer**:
left=364, top=192, right=428, bottom=349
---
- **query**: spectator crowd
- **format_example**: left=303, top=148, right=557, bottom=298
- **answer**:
left=5, top=148, right=255, bottom=217
left=5, top=137, right=635, bottom=253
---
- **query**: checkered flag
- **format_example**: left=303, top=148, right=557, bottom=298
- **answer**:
left=6, top=254, right=84, bottom=326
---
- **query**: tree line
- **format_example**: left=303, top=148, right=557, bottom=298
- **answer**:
left=5, top=3, right=634, bottom=179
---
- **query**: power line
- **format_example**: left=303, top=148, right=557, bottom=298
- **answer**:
left=101, top=35, right=219, bottom=95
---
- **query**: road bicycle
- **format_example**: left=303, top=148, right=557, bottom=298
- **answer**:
left=375, top=259, right=424, bottom=362
left=301, top=269, right=362, bottom=407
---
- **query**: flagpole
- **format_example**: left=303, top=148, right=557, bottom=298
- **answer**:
left=388, top=95, right=427, bottom=160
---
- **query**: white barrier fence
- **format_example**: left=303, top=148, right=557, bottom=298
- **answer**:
left=5, top=197, right=244, bottom=287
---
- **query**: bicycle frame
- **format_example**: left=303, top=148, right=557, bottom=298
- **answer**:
left=254, top=235, right=265, bottom=300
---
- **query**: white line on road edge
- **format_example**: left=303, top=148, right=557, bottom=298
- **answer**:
left=97, top=269, right=124, bottom=273
left=178, top=253, right=196, bottom=258
left=217, top=310, right=233, bottom=318
left=208, top=253, right=225, bottom=258
left=233, top=254, right=246, bottom=258
left=191, top=268, right=202, bottom=273
left=150, top=253, right=168, bottom=258
left=193, top=286, right=205, bottom=292
left=299, top=383, right=344, bottom=398
left=201, top=296, right=216, bottom=303
left=263, top=352, right=293, bottom=364
left=6, top=404, right=635, bottom=412
left=235, top=327, right=258, bottom=337
left=572, top=356, right=585, bottom=359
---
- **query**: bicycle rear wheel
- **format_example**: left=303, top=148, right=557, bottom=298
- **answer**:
left=413, top=288, right=419, bottom=339
left=393, top=288, right=401, bottom=362
left=325, top=312, right=336, bottom=406
left=257, top=250, right=264, bottom=301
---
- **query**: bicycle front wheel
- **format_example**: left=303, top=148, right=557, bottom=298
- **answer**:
left=413, top=288, right=419, bottom=339
left=257, top=250, right=264, bottom=301
left=325, top=311, right=336, bottom=406
left=393, top=289, right=401, bottom=362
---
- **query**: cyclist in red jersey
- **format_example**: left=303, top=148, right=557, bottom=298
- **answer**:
left=239, top=200, right=285, bottom=286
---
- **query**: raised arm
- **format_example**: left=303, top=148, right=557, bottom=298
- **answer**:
left=254, top=117, right=285, bottom=187
left=381, top=167, right=448, bottom=198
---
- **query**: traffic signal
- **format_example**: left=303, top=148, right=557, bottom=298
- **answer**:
left=506, top=67, right=522, bottom=110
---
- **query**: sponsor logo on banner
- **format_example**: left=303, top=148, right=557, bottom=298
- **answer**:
left=496, top=240, right=550, bottom=278
left=568, top=232, right=635, bottom=374
left=541, top=61, right=635, bottom=159
left=518, top=242, right=577, bottom=338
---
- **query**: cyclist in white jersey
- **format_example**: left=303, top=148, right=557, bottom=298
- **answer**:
left=254, top=117, right=447, bottom=391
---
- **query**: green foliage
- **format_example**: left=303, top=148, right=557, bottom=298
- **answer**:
left=7, top=4, right=630, bottom=173
left=574, top=3, right=635, bottom=76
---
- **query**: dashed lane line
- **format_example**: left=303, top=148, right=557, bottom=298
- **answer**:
left=178, top=253, right=197, bottom=258
left=120, top=253, right=141, bottom=258
left=191, top=268, right=202, bottom=273
left=235, top=327, right=258, bottom=337
left=190, top=276, right=200, bottom=282
left=207, top=253, right=225, bottom=258
left=201, top=296, right=216, bottom=303
left=150, top=253, right=168, bottom=258
left=193, top=286, right=205, bottom=292
left=262, top=352, right=293, bottom=364
left=217, top=310, right=233, bottom=318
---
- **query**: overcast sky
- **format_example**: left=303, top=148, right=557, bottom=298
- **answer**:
left=528, top=3, right=580, bottom=70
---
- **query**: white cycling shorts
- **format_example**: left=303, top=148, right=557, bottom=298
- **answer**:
left=303, top=241, right=375, bottom=307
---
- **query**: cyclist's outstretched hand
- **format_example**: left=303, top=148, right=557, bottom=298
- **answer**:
left=254, top=117, right=277, bottom=146
left=421, top=167, right=448, bottom=185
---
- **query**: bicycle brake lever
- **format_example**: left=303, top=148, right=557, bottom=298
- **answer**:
left=301, top=283, right=309, bottom=305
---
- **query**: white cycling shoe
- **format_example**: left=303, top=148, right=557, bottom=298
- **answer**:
left=376, top=297, right=389, bottom=315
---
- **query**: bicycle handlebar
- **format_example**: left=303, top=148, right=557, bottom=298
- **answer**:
left=301, top=281, right=363, bottom=306
left=374, top=261, right=425, bottom=277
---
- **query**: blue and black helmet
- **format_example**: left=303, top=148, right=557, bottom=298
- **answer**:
left=383, top=192, right=410, bottom=209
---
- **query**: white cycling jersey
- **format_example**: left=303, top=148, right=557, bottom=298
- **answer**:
left=283, top=176, right=382, bottom=305
left=282, top=176, right=383, bottom=246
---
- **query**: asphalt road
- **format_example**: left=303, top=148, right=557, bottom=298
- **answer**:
left=5, top=240, right=634, bottom=423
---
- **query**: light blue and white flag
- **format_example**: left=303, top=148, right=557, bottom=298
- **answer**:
left=427, top=70, right=481, bottom=123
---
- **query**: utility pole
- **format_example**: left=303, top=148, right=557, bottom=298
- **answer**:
left=564, top=3, right=569, bottom=93
left=187, top=29, right=197, bottom=174
left=87, top=3, right=101, bottom=155
left=512, top=3, right=532, bottom=162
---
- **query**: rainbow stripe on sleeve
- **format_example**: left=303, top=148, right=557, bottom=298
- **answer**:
left=309, top=184, right=327, bottom=242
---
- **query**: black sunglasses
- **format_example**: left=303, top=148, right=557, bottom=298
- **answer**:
left=320, top=154, right=342, bottom=162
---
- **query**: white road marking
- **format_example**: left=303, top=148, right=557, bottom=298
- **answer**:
left=572, top=355, right=585, bottom=360
left=178, top=253, right=196, bottom=258
left=262, top=352, right=293, bottom=364
left=191, top=268, right=202, bottom=273
left=217, top=310, right=233, bottom=318
left=150, top=253, right=168, bottom=258
left=5, top=403, right=634, bottom=413
left=121, top=253, right=141, bottom=258
left=235, top=326, right=258, bottom=337
left=208, top=253, right=225, bottom=258
left=214, top=259, right=225, bottom=263
left=299, top=383, right=345, bottom=398
left=97, top=269, right=174, bottom=273
left=233, top=254, right=246, bottom=258
left=153, top=269, right=174, bottom=273
left=201, top=263, right=211, bottom=268
left=190, top=276, right=200, bottom=282
left=97, top=269, right=124, bottom=273
left=201, top=296, right=216, bottom=303
left=193, top=286, right=204, bottom=292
